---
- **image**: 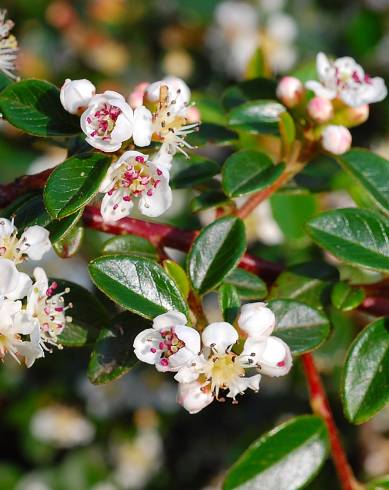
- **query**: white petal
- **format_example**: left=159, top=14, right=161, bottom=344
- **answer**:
left=151, top=148, right=173, bottom=172
left=242, top=336, right=292, bottom=377
left=13, top=310, right=37, bottom=335
left=174, top=325, right=201, bottom=354
left=101, top=189, right=134, bottom=222
left=316, top=52, right=332, bottom=80
left=138, top=176, right=172, bottom=218
left=0, top=299, right=21, bottom=323
left=60, top=78, right=96, bottom=114
left=238, top=302, right=275, bottom=339
left=177, top=381, right=214, bottom=414
left=133, top=106, right=153, bottom=147
left=85, top=136, right=121, bottom=153
left=226, top=373, right=261, bottom=399
left=19, top=225, right=51, bottom=260
left=110, top=112, right=133, bottom=144
left=133, top=328, right=162, bottom=365
left=174, top=362, right=202, bottom=384
left=202, top=322, right=238, bottom=353
left=17, top=332, right=44, bottom=368
left=0, top=217, right=15, bottom=238
left=165, top=346, right=197, bottom=371
left=0, top=258, right=32, bottom=300
left=305, top=80, right=336, bottom=99
left=153, top=310, right=188, bottom=330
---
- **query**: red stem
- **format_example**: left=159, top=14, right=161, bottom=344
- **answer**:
left=302, top=354, right=362, bottom=490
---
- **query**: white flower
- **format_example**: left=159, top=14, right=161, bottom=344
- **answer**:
left=99, top=150, right=172, bottom=222
left=80, top=91, right=152, bottom=152
left=238, top=302, right=276, bottom=339
left=133, top=310, right=200, bottom=372
left=240, top=336, right=293, bottom=377
left=321, top=125, right=352, bottom=155
left=145, top=76, right=191, bottom=112
left=60, top=78, right=96, bottom=114
left=177, top=380, right=214, bottom=414
left=0, top=10, right=18, bottom=79
left=306, top=52, right=387, bottom=107
left=0, top=258, right=31, bottom=299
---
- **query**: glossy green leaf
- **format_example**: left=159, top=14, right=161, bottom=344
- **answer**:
left=187, top=122, right=238, bottom=146
left=330, top=282, right=365, bottom=311
left=222, top=78, right=277, bottom=110
left=224, top=268, right=267, bottom=300
left=170, top=154, right=220, bottom=189
left=53, top=224, right=84, bottom=258
left=88, top=312, right=148, bottom=384
left=271, top=192, right=317, bottom=240
left=13, top=193, right=51, bottom=229
left=228, top=100, right=285, bottom=134
left=56, top=279, right=109, bottom=347
left=338, top=148, right=389, bottom=216
left=89, top=255, right=189, bottom=319
left=342, top=318, right=389, bottom=424
left=102, top=234, right=157, bottom=259
left=191, top=190, right=230, bottom=212
left=306, top=208, right=389, bottom=273
left=48, top=209, right=82, bottom=243
left=0, top=73, right=13, bottom=91
left=367, top=476, right=389, bottom=490
left=187, top=216, right=246, bottom=295
left=279, top=111, right=296, bottom=149
left=222, top=150, right=285, bottom=198
left=0, top=79, right=80, bottom=137
left=223, top=415, right=329, bottom=490
left=163, top=260, right=190, bottom=299
left=44, top=153, right=111, bottom=219
left=268, top=299, right=330, bottom=354
left=219, top=284, right=240, bottom=323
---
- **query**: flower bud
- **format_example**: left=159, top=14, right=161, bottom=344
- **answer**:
left=238, top=302, right=275, bottom=339
left=307, top=96, right=333, bottom=123
left=333, top=104, right=369, bottom=128
left=321, top=125, right=352, bottom=155
left=60, top=78, right=96, bottom=115
left=276, top=76, right=304, bottom=108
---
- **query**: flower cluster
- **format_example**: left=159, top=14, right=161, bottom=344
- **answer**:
left=0, top=219, right=71, bottom=367
left=133, top=303, right=292, bottom=414
left=276, top=53, right=387, bottom=155
left=60, top=76, right=199, bottom=222
left=0, top=9, right=18, bottom=79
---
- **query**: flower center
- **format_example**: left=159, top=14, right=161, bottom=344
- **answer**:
left=0, top=228, right=27, bottom=264
left=87, top=103, right=121, bottom=141
left=149, top=327, right=185, bottom=368
left=207, top=353, right=245, bottom=397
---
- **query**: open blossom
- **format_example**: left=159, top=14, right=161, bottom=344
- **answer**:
left=80, top=90, right=152, bottom=152
left=60, top=78, right=96, bottom=114
left=99, top=150, right=172, bottom=222
left=0, top=10, right=18, bottom=79
left=306, top=53, right=387, bottom=107
left=133, top=311, right=200, bottom=372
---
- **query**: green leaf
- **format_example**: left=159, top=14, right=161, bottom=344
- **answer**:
left=88, top=312, right=148, bottom=384
left=279, top=111, right=296, bottom=149
left=0, top=79, right=80, bottom=137
left=89, top=255, right=189, bottom=319
left=44, top=153, right=111, bottom=219
left=163, top=260, right=190, bottom=299
left=223, top=268, right=267, bottom=300
left=223, top=415, right=329, bottom=490
left=48, top=209, right=82, bottom=243
left=367, top=475, right=389, bottom=490
left=306, top=208, right=389, bottom=273
left=0, top=73, right=13, bottom=91
left=222, top=78, right=277, bottom=110
left=13, top=193, right=51, bottom=229
left=187, top=122, right=238, bottom=146
left=330, top=282, right=365, bottom=311
left=228, top=100, right=285, bottom=134
left=56, top=279, right=109, bottom=347
left=102, top=234, right=157, bottom=259
left=222, top=150, right=285, bottom=198
left=53, top=224, right=84, bottom=258
left=268, top=299, right=330, bottom=355
left=219, top=284, right=240, bottom=323
left=342, top=318, right=389, bottom=424
left=170, top=154, right=220, bottom=189
left=337, top=148, right=389, bottom=216
left=191, top=190, right=230, bottom=212
left=187, top=216, right=247, bottom=295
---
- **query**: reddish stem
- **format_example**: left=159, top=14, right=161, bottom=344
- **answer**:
left=359, top=296, right=389, bottom=316
left=0, top=168, right=53, bottom=208
left=302, top=354, right=362, bottom=490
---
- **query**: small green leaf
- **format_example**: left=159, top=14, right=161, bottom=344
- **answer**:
left=271, top=192, right=317, bottom=240
left=56, top=279, right=109, bottom=347
left=306, top=208, right=389, bottom=273
left=268, top=299, right=330, bottom=355
left=170, top=154, right=220, bottom=189
left=0, top=79, right=80, bottom=137
left=342, top=318, right=389, bottom=424
left=89, top=255, right=189, bottom=319
left=367, top=475, right=389, bottom=490
left=191, top=191, right=230, bottom=213
left=223, top=415, right=329, bottom=490
left=48, top=209, right=82, bottom=243
left=330, top=282, right=365, bottom=311
left=0, top=73, right=13, bottom=91
left=163, top=260, right=190, bottom=299
left=187, top=122, right=238, bottom=146
left=187, top=216, right=247, bottom=295
left=88, top=312, right=148, bottom=384
left=219, top=284, right=240, bottom=323
left=222, top=150, right=285, bottom=198
left=102, top=234, right=157, bottom=259
left=279, top=111, right=296, bottom=149
left=222, top=78, right=277, bottom=110
left=13, top=193, right=51, bottom=229
left=224, top=268, right=267, bottom=300
left=53, top=224, right=84, bottom=258
left=228, top=100, right=285, bottom=134
left=338, top=148, right=389, bottom=216
left=44, top=153, right=111, bottom=219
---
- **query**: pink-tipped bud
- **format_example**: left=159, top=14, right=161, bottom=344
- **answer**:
left=60, top=79, right=96, bottom=115
left=307, top=96, right=333, bottom=123
left=128, top=81, right=149, bottom=109
left=276, top=76, right=304, bottom=108
left=336, top=104, right=370, bottom=128
left=321, top=125, right=352, bottom=155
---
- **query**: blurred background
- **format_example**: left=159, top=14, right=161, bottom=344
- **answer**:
left=0, top=0, right=389, bottom=489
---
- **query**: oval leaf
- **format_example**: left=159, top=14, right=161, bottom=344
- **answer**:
left=222, top=150, right=285, bottom=198
left=187, top=216, right=247, bottom=295
left=0, top=79, right=80, bottom=137
left=102, top=234, right=157, bottom=259
left=171, top=154, right=220, bottom=189
left=342, top=318, right=389, bottom=424
left=306, top=208, right=389, bottom=273
left=228, top=100, right=285, bottom=134
left=268, top=299, right=330, bottom=354
left=187, top=122, right=238, bottom=146
left=223, top=415, right=329, bottom=490
left=163, top=260, right=190, bottom=299
left=219, top=283, right=240, bottom=323
left=48, top=209, right=82, bottom=244
left=222, top=78, right=277, bottom=110
left=44, top=153, right=111, bottom=218
left=330, top=282, right=365, bottom=311
left=224, top=268, right=267, bottom=300
left=89, top=255, right=189, bottom=319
